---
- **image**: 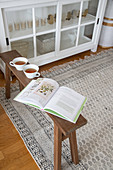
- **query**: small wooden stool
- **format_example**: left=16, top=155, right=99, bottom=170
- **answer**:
left=48, top=113, right=87, bottom=170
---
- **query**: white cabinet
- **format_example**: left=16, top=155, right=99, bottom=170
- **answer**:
left=0, top=0, right=107, bottom=73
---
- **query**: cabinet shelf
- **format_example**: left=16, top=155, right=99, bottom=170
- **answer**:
left=60, top=40, right=76, bottom=51
left=9, top=28, right=33, bottom=40
left=81, top=14, right=96, bottom=24
left=61, top=14, right=96, bottom=31
left=78, top=36, right=91, bottom=45
left=61, top=18, right=79, bottom=29
left=36, top=23, right=56, bottom=33
left=36, top=29, right=56, bottom=36
left=9, top=24, right=56, bottom=40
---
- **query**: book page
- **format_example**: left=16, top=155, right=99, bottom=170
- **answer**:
left=44, top=86, right=86, bottom=122
left=14, top=78, right=59, bottom=108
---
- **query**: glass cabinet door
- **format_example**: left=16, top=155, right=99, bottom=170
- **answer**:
left=78, top=0, right=99, bottom=46
left=60, top=0, right=100, bottom=51
left=61, top=2, right=81, bottom=29
left=4, top=4, right=57, bottom=59
left=81, top=0, right=99, bottom=24
left=35, top=5, right=56, bottom=33
left=5, top=8, right=33, bottom=39
left=4, top=7, right=34, bottom=59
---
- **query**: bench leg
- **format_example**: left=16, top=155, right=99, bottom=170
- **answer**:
left=19, top=81, right=24, bottom=91
left=69, top=131, right=79, bottom=164
left=5, top=65, right=11, bottom=99
left=54, top=123, right=62, bottom=170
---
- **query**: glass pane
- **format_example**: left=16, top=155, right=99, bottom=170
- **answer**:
left=61, top=3, right=80, bottom=29
left=81, top=0, right=99, bottom=24
left=36, top=33, right=55, bottom=56
left=60, top=28, right=77, bottom=50
left=78, top=24, right=94, bottom=45
left=11, top=38, right=34, bottom=58
left=6, top=9, right=33, bottom=39
left=35, top=6, right=56, bottom=33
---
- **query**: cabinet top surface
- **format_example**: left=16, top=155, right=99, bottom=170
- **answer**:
left=0, top=0, right=58, bottom=7
left=0, top=0, right=91, bottom=6
left=0, top=0, right=57, bottom=3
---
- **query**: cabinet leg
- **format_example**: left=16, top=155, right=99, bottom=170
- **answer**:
left=69, top=131, right=79, bottom=165
left=54, top=123, right=62, bottom=170
left=5, top=65, right=11, bottom=99
left=91, top=44, right=98, bottom=52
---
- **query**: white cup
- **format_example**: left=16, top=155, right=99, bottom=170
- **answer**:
left=9, top=57, right=28, bottom=71
left=23, top=64, right=40, bottom=79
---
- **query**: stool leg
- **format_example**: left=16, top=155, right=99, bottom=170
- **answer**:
left=69, top=131, right=79, bottom=164
left=54, top=123, right=62, bottom=170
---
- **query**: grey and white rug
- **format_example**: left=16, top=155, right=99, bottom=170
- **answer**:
left=0, top=49, right=113, bottom=170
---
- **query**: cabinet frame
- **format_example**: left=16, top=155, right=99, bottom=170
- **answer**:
left=0, top=0, right=108, bottom=73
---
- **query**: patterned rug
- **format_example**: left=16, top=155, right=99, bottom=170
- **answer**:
left=0, top=49, right=113, bottom=170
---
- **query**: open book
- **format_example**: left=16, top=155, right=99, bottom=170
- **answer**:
left=14, top=78, right=87, bottom=123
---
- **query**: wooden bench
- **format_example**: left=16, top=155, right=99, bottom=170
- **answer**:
left=0, top=50, right=87, bottom=170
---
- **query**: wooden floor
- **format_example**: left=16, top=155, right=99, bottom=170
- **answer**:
left=0, top=47, right=107, bottom=170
